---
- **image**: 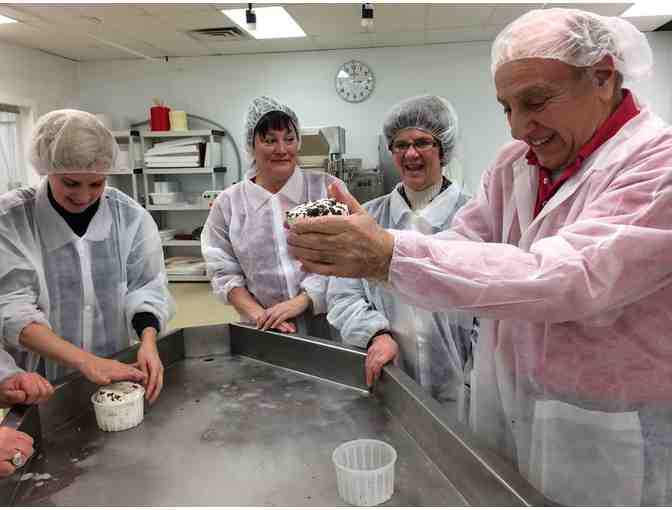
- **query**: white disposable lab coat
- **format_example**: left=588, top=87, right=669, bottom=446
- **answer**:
left=0, top=179, right=175, bottom=381
left=328, top=183, right=476, bottom=415
left=202, top=167, right=345, bottom=339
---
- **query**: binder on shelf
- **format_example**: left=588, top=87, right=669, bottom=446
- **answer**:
left=147, top=137, right=204, bottom=151
left=203, top=142, right=222, bottom=168
left=145, top=155, right=200, bottom=165
left=144, top=145, right=200, bottom=156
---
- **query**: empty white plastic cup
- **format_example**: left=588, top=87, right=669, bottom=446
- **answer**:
left=332, top=439, right=397, bottom=506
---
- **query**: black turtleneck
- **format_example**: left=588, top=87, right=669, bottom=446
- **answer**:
left=47, top=183, right=160, bottom=338
left=48, top=183, right=100, bottom=237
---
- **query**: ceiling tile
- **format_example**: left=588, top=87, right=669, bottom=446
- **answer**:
left=285, top=4, right=361, bottom=36
left=625, top=14, right=672, bottom=32
left=425, top=27, right=490, bottom=44
left=551, top=3, right=632, bottom=17
left=372, top=31, right=427, bottom=47
left=427, top=4, right=496, bottom=29
left=313, top=32, right=375, bottom=50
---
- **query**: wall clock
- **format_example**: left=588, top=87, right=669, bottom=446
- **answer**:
left=335, top=60, right=375, bottom=103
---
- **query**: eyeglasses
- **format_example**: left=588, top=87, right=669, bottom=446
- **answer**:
left=389, top=138, right=438, bottom=154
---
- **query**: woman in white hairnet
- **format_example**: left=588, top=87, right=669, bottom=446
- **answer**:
left=327, top=95, right=477, bottom=418
left=289, top=8, right=672, bottom=506
left=0, top=109, right=174, bottom=404
left=202, top=96, right=346, bottom=338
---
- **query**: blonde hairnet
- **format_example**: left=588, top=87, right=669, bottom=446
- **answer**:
left=29, top=109, right=120, bottom=176
left=491, top=8, right=652, bottom=81
left=383, top=95, right=459, bottom=167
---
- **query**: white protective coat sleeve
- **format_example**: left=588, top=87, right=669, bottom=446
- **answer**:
left=123, top=210, right=175, bottom=341
left=0, top=348, right=24, bottom=382
left=300, top=274, right=329, bottom=315
left=0, top=210, right=51, bottom=349
left=389, top=157, right=672, bottom=323
left=202, top=196, right=247, bottom=304
left=327, top=276, right=390, bottom=349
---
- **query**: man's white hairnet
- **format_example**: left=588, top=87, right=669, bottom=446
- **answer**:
left=383, top=95, right=458, bottom=167
left=244, top=96, right=301, bottom=159
left=491, top=8, right=652, bottom=81
left=29, top=109, right=120, bottom=176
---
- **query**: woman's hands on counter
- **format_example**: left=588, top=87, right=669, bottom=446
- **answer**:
left=0, top=372, right=53, bottom=407
left=136, top=327, right=163, bottom=404
left=77, top=352, right=146, bottom=387
left=255, top=293, right=310, bottom=333
left=365, top=333, right=399, bottom=387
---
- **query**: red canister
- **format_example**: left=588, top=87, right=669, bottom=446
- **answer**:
left=150, top=106, right=171, bottom=131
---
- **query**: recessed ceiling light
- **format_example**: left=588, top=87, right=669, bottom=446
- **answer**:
left=0, top=14, right=17, bottom=25
left=622, top=2, right=672, bottom=17
left=221, top=6, right=306, bottom=39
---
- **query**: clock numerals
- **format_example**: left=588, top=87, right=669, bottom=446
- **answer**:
left=335, top=60, right=374, bottom=103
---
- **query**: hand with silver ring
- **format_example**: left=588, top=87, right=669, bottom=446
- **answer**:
left=11, top=451, right=26, bottom=468
left=0, top=426, right=34, bottom=477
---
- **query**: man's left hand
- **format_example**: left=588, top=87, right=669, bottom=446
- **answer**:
left=287, top=184, right=395, bottom=279
left=136, top=328, right=163, bottom=405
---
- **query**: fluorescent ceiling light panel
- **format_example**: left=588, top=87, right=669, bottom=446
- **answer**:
left=0, top=14, right=17, bottom=24
left=222, top=6, right=306, bottom=39
left=622, top=2, right=672, bottom=17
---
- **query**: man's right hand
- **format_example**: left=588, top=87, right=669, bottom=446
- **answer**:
left=78, top=353, right=146, bottom=386
left=0, top=427, right=34, bottom=478
left=0, top=373, right=54, bottom=406
left=365, top=333, right=399, bottom=387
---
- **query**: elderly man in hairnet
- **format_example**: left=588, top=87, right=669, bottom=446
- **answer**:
left=327, top=95, right=477, bottom=419
left=288, top=8, right=672, bottom=506
left=0, top=109, right=174, bottom=404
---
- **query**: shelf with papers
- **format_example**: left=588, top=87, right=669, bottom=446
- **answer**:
left=141, top=130, right=225, bottom=138
left=148, top=204, right=210, bottom=211
left=109, top=131, right=142, bottom=201
left=141, top=129, right=225, bottom=275
left=162, top=240, right=200, bottom=247
left=166, top=274, right=210, bottom=282
left=144, top=167, right=226, bottom=175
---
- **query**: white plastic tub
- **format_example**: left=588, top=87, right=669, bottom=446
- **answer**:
left=332, top=439, right=397, bottom=506
left=150, top=192, right=183, bottom=205
left=91, top=382, right=145, bottom=432
left=154, top=181, right=180, bottom=193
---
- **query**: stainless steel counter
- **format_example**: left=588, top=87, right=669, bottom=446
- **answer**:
left=1, top=323, right=552, bottom=506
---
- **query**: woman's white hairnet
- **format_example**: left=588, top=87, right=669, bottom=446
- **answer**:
left=29, top=109, right=120, bottom=176
left=383, top=95, right=459, bottom=167
left=243, top=96, right=301, bottom=159
left=491, top=8, right=652, bottom=81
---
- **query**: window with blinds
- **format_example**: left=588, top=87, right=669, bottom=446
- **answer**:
left=0, top=103, right=22, bottom=193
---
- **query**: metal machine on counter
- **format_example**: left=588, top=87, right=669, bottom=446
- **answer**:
left=299, top=126, right=384, bottom=204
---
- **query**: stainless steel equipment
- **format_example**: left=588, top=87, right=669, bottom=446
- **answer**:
left=0, top=324, right=552, bottom=506
left=378, top=134, right=401, bottom=194
left=349, top=167, right=384, bottom=204
left=299, top=126, right=347, bottom=180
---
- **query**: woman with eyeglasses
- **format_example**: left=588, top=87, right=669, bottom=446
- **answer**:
left=202, top=96, right=346, bottom=338
left=327, top=95, right=477, bottom=419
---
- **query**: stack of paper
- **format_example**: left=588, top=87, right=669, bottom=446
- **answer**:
left=145, top=138, right=204, bottom=168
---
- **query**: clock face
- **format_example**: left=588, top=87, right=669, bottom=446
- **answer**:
left=335, top=60, right=375, bottom=103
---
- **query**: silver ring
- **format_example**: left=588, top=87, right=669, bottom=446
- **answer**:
left=11, top=451, right=26, bottom=468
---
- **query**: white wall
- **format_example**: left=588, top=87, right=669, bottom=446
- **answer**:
left=0, top=40, right=79, bottom=186
left=75, top=31, right=672, bottom=194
